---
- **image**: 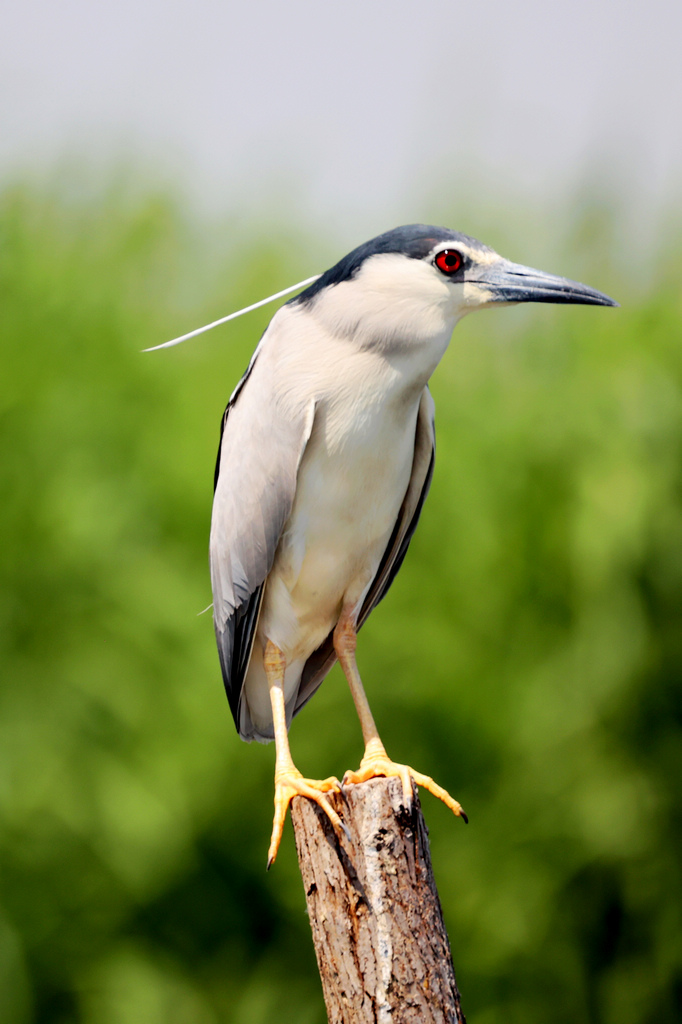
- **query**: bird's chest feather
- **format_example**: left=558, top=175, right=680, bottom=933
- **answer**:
left=271, top=353, right=422, bottom=615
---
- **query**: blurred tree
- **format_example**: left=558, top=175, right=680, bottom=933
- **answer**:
left=0, top=182, right=680, bottom=1024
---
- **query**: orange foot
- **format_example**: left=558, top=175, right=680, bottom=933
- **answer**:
left=267, top=768, right=347, bottom=869
left=343, top=747, right=467, bottom=822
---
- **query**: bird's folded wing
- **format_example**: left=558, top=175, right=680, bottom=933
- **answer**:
left=210, top=355, right=316, bottom=729
left=294, top=386, right=436, bottom=713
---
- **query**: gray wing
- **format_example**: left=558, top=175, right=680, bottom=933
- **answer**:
left=210, top=348, right=316, bottom=731
left=293, top=386, right=436, bottom=714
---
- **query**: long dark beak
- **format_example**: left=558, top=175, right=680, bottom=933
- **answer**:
left=474, top=259, right=618, bottom=307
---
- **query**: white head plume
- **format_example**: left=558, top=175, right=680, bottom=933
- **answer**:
left=143, top=274, right=321, bottom=352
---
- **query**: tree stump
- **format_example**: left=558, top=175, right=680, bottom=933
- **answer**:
left=290, top=776, right=466, bottom=1024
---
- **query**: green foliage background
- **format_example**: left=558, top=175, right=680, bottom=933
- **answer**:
left=1, top=180, right=681, bottom=1024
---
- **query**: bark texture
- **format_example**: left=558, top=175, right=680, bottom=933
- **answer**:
left=290, top=776, right=466, bottom=1024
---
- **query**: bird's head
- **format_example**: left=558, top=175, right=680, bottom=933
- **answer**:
left=290, top=224, right=617, bottom=351
left=148, top=222, right=617, bottom=354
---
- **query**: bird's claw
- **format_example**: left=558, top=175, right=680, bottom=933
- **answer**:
left=343, top=755, right=467, bottom=822
left=267, top=769, right=345, bottom=869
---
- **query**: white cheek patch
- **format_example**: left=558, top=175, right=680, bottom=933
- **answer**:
left=462, top=281, right=494, bottom=307
left=315, top=253, right=453, bottom=343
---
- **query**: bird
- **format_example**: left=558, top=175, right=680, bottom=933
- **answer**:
left=208, top=224, right=617, bottom=867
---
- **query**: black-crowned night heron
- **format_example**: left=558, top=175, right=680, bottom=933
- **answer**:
left=188, top=225, right=616, bottom=866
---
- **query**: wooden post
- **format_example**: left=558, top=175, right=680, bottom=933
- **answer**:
left=290, top=776, right=466, bottom=1024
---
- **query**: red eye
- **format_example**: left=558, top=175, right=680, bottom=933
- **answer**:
left=435, top=249, right=463, bottom=274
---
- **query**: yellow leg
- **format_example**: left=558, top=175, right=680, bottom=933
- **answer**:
left=265, top=640, right=346, bottom=869
left=333, top=609, right=467, bottom=823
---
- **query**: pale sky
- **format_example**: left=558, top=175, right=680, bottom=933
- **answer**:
left=2, top=0, right=681, bottom=242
